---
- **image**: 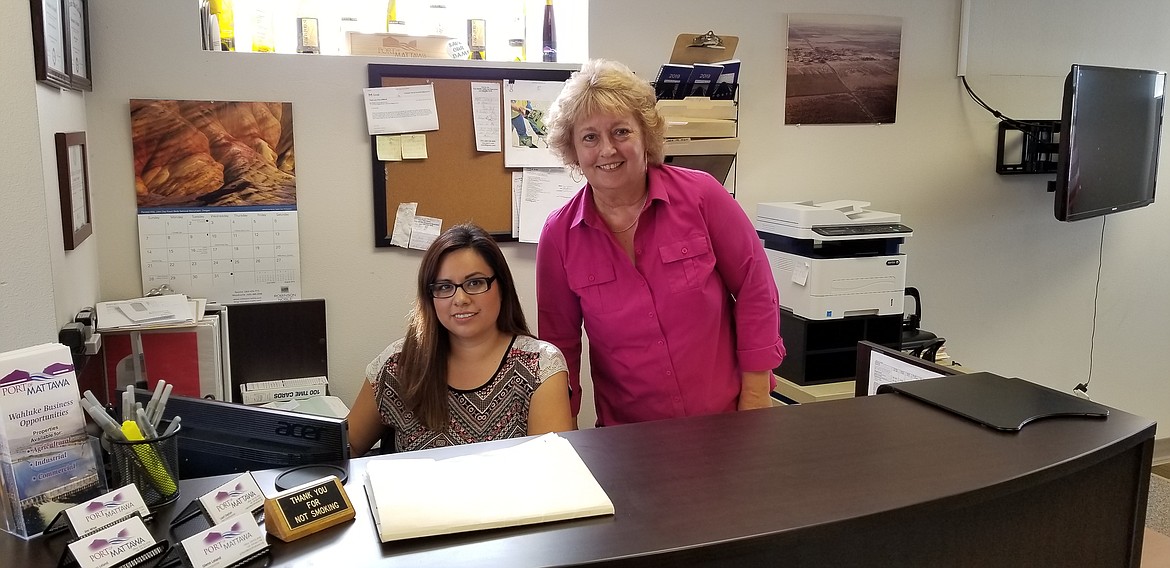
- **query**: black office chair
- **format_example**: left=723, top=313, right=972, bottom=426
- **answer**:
left=902, top=287, right=945, bottom=361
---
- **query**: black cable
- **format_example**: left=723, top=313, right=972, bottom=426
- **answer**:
left=960, top=76, right=1049, bottom=138
left=1074, top=216, right=1107, bottom=394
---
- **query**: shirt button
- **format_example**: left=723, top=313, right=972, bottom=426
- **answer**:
left=648, top=312, right=654, bottom=318
left=635, top=249, right=642, bottom=255
left=666, top=370, right=673, bottom=376
left=673, top=396, right=681, bottom=403
left=681, top=247, right=688, bottom=254
left=657, top=340, right=663, bottom=346
left=588, top=275, right=595, bottom=282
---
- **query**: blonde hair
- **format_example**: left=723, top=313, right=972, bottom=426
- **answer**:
left=546, top=59, right=666, bottom=168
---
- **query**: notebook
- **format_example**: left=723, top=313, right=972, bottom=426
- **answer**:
left=363, top=433, right=614, bottom=542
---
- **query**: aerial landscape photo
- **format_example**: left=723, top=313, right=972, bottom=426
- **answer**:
left=785, top=14, right=903, bottom=125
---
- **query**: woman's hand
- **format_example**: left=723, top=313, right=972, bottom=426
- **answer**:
left=738, top=370, right=774, bottom=411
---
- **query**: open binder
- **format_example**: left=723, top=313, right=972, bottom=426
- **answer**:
left=363, top=433, right=614, bottom=542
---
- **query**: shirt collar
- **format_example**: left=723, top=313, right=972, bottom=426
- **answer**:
left=571, top=164, right=670, bottom=230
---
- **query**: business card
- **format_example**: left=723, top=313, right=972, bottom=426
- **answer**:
left=181, top=514, right=268, bottom=568
left=65, top=484, right=151, bottom=537
left=199, top=472, right=265, bottom=524
left=67, top=516, right=155, bottom=568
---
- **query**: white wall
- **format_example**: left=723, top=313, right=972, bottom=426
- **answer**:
left=84, top=0, right=1167, bottom=435
left=1, top=0, right=99, bottom=351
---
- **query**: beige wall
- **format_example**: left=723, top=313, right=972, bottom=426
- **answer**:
left=71, top=0, right=1170, bottom=434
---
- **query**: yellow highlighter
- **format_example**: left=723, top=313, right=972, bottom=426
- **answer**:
left=121, top=420, right=178, bottom=497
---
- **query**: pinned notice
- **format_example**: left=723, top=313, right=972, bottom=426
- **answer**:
left=364, top=84, right=440, bottom=135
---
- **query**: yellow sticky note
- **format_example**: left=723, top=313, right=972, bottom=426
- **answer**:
left=376, top=135, right=403, bottom=161
left=401, top=134, right=428, bottom=159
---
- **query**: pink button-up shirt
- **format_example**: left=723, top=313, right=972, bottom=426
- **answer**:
left=536, top=165, right=785, bottom=426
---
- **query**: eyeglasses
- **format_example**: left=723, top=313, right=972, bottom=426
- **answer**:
left=428, top=276, right=498, bottom=299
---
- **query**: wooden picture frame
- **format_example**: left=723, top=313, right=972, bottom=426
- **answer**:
left=30, top=0, right=71, bottom=89
left=64, top=0, right=92, bottom=91
left=55, top=132, right=93, bottom=250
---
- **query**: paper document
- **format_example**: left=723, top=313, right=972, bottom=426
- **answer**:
left=364, top=84, right=440, bottom=135
left=96, top=294, right=197, bottom=331
left=518, top=168, right=580, bottom=243
left=363, top=433, right=614, bottom=542
left=471, top=81, right=502, bottom=152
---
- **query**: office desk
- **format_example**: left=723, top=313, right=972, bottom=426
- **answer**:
left=2, top=392, right=1155, bottom=567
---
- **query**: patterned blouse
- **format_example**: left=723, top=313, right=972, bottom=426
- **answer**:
left=364, top=335, right=568, bottom=453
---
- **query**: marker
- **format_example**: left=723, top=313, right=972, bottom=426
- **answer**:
left=161, top=416, right=182, bottom=438
left=121, top=420, right=178, bottom=496
left=152, top=384, right=173, bottom=429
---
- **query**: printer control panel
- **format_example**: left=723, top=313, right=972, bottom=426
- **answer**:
left=812, top=223, right=912, bottom=237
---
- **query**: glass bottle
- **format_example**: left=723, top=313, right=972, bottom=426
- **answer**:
left=507, top=1, right=526, bottom=62
left=385, top=0, right=406, bottom=33
left=542, top=0, right=556, bottom=62
left=210, top=0, right=235, bottom=51
left=296, top=0, right=320, bottom=54
left=468, top=19, right=486, bottom=60
left=251, top=0, right=276, bottom=53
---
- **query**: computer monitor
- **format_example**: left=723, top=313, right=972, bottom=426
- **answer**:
left=128, top=388, right=348, bottom=479
left=854, top=340, right=961, bottom=397
left=224, top=299, right=328, bottom=403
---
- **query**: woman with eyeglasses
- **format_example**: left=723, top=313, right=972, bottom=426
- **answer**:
left=347, top=223, right=575, bottom=456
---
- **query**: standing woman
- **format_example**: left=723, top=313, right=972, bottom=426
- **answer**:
left=536, top=59, right=785, bottom=427
left=348, top=223, right=575, bottom=456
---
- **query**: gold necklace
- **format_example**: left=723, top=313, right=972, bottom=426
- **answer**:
left=609, top=193, right=648, bottom=234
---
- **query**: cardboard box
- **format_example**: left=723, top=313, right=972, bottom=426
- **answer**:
left=347, top=32, right=451, bottom=59
left=240, top=376, right=328, bottom=405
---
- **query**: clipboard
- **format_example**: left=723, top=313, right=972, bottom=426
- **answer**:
left=669, top=31, right=739, bottom=64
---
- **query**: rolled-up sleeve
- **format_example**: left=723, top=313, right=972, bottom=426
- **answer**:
left=536, top=214, right=585, bottom=416
left=704, top=186, right=785, bottom=373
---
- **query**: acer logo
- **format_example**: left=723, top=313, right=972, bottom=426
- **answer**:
left=274, top=421, right=323, bottom=441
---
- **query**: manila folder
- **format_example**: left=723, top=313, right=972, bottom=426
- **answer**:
left=363, top=433, right=615, bottom=542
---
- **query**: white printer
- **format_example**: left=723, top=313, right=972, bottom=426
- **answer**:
left=756, top=200, right=912, bottom=320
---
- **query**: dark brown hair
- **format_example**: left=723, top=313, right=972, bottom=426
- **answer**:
left=396, top=223, right=531, bottom=430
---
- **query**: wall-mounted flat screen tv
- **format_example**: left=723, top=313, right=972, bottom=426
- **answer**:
left=1053, top=64, right=1166, bottom=222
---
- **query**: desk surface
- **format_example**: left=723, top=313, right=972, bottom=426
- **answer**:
left=2, top=391, right=1155, bottom=567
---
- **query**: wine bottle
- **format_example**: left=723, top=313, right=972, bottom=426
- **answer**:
left=468, top=19, right=486, bottom=60
left=542, top=0, right=556, bottom=62
left=296, top=0, right=320, bottom=54
left=210, top=0, right=235, bottom=51
left=385, top=0, right=406, bottom=33
left=251, top=0, right=276, bottom=53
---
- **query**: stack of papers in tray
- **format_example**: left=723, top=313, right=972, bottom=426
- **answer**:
left=363, top=433, right=614, bottom=542
left=95, top=295, right=203, bottom=332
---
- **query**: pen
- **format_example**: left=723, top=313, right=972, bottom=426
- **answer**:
left=144, top=380, right=166, bottom=425
left=80, top=399, right=126, bottom=441
left=160, top=416, right=181, bottom=438
left=152, top=383, right=173, bottom=429
left=136, top=408, right=158, bottom=439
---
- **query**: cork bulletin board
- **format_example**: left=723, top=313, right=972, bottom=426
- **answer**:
left=368, top=64, right=575, bottom=246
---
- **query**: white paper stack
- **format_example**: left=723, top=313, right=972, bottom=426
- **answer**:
left=363, top=433, right=614, bottom=542
left=95, top=294, right=201, bottom=332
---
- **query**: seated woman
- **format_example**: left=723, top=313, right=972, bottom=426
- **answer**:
left=347, top=223, right=575, bottom=456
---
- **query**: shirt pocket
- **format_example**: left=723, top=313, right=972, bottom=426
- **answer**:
left=659, top=236, right=715, bottom=293
left=568, top=262, right=621, bottom=314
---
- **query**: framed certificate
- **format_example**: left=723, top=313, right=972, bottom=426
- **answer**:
left=64, top=0, right=92, bottom=90
left=30, top=0, right=71, bottom=89
left=55, top=132, right=93, bottom=250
